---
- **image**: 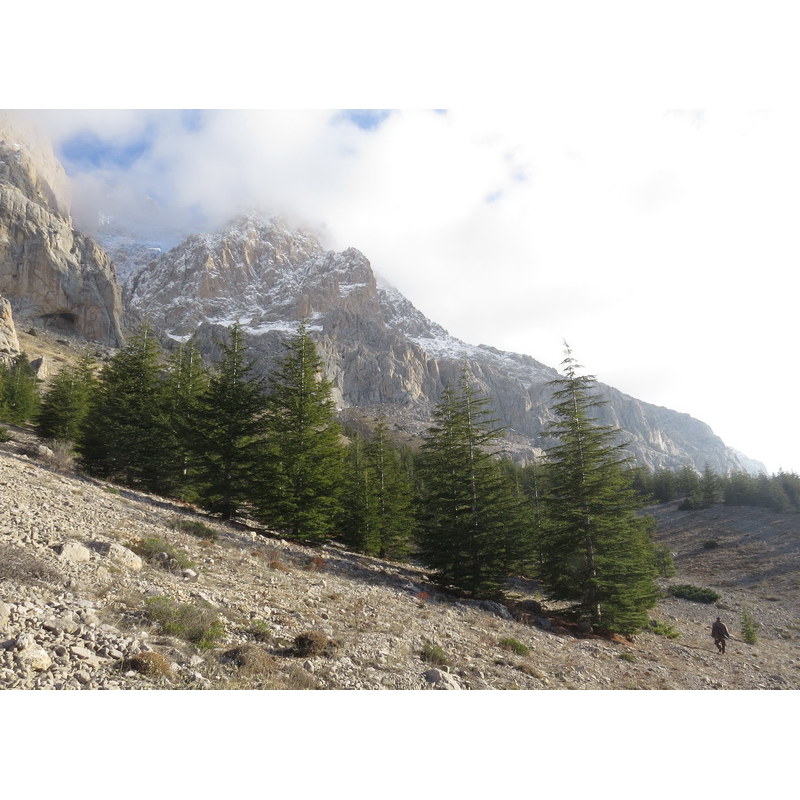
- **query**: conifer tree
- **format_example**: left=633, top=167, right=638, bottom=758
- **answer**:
left=256, top=323, right=342, bottom=542
left=537, top=346, right=659, bottom=634
left=191, top=323, right=267, bottom=520
left=0, top=353, right=40, bottom=424
left=700, top=465, right=721, bottom=508
left=78, top=324, right=173, bottom=492
left=339, top=432, right=379, bottom=553
left=365, top=416, right=415, bottom=558
left=37, top=352, right=97, bottom=443
left=162, top=338, right=210, bottom=500
left=417, top=372, right=528, bottom=599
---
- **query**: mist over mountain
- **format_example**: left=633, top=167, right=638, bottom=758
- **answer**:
left=0, top=116, right=765, bottom=474
left=124, top=212, right=761, bottom=474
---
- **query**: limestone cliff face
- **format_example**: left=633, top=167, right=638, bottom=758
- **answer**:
left=127, top=213, right=758, bottom=474
left=0, top=293, right=20, bottom=365
left=0, top=119, right=123, bottom=346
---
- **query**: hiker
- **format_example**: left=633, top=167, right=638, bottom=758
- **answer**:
left=711, top=616, right=730, bottom=653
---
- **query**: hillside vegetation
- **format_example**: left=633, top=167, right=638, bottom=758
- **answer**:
left=2, top=428, right=798, bottom=690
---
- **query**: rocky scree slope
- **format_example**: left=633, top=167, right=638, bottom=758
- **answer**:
left=123, top=212, right=755, bottom=473
left=1, top=431, right=797, bottom=691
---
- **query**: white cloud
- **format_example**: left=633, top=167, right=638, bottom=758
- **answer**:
left=17, top=108, right=800, bottom=473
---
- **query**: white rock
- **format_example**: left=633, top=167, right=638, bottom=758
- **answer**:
left=58, top=541, right=91, bottom=563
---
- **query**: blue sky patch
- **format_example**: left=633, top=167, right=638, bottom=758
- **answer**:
left=180, top=109, right=205, bottom=133
left=339, top=110, right=393, bottom=130
left=60, top=131, right=152, bottom=170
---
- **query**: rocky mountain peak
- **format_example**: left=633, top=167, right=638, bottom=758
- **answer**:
left=0, top=118, right=123, bottom=347
left=126, top=212, right=380, bottom=339
left=123, top=213, right=763, bottom=474
left=0, top=112, right=71, bottom=220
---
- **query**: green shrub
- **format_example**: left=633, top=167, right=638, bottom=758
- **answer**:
left=0, top=426, right=10, bottom=443
left=646, top=619, right=680, bottom=639
left=619, top=652, right=635, bottom=663
left=172, top=518, right=218, bottom=541
left=243, top=619, right=272, bottom=642
left=668, top=584, right=721, bottom=604
left=741, top=609, right=759, bottom=645
left=420, top=642, right=449, bottom=667
left=132, top=537, right=195, bottom=571
left=498, top=637, right=530, bottom=656
left=702, top=540, right=720, bottom=550
left=652, top=544, right=676, bottom=578
left=144, top=595, right=223, bottom=650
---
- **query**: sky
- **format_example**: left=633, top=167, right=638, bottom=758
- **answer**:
left=13, top=108, right=797, bottom=475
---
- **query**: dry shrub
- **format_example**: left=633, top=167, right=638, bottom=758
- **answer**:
left=126, top=651, right=173, bottom=678
left=268, top=559, right=293, bottom=572
left=222, top=644, right=276, bottom=677
left=293, top=630, right=339, bottom=658
left=282, top=665, right=317, bottom=689
left=41, top=439, right=77, bottom=472
left=515, top=662, right=546, bottom=679
left=304, top=556, right=327, bottom=572
left=0, top=543, right=66, bottom=587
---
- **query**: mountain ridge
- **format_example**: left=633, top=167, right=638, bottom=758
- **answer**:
left=123, top=211, right=763, bottom=474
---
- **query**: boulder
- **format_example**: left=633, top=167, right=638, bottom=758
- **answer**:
left=89, top=541, right=143, bottom=571
left=15, top=646, right=52, bottom=672
left=57, top=541, right=91, bottom=563
left=423, top=668, right=462, bottom=690
left=479, top=600, right=514, bottom=621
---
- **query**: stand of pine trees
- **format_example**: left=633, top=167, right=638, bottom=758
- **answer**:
left=4, top=327, right=692, bottom=635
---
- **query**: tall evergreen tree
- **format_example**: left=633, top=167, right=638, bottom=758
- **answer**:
left=162, top=338, right=211, bottom=501
left=78, top=324, right=173, bottom=492
left=191, top=323, right=267, bottom=520
left=256, top=323, right=342, bottom=542
left=339, top=432, right=379, bottom=553
left=0, top=353, right=40, bottom=424
left=365, top=417, right=415, bottom=558
left=537, top=346, right=659, bottom=634
left=417, top=373, right=528, bottom=599
left=37, top=352, right=97, bottom=443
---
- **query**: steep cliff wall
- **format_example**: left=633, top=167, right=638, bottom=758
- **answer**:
left=0, top=293, right=19, bottom=365
left=0, top=117, right=123, bottom=346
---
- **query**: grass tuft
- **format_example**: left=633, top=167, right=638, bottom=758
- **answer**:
left=498, top=637, right=530, bottom=656
left=144, top=595, right=224, bottom=650
left=420, top=642, right=450, bottom=667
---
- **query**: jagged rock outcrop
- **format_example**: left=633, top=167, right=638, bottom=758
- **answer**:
left=0, top=293, right=19, bottom=364
left=0, top=115, right=123, bottom=346
left=126, top=213, right=760, bottom=473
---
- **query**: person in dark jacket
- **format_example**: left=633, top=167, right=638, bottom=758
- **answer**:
left=711, top=617, right=730, bottom=653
